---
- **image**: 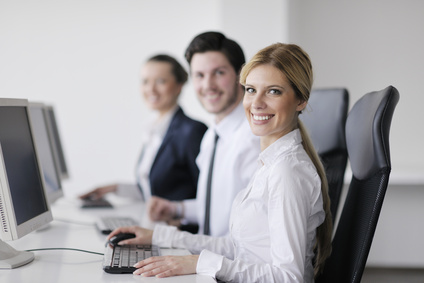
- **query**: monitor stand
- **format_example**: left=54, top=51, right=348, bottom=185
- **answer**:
left=0, top=240, right=34, bottom=269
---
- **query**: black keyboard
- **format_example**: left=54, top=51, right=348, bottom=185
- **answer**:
left=81, top=197, right=113, bottom=209
left=96, top=216, right=138, bottom=235
left=103, top=244, right=161, bottom=274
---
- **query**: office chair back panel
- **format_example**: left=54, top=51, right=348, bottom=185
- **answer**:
left=300, top=88, right=349, bottom=222
left=316, top=85, right=399, bottom=283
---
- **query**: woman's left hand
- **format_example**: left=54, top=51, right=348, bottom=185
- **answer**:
left=133, top=255, right=199, bottom=278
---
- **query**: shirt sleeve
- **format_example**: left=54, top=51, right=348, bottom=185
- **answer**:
left=182, top=198, right=198, bottom=223
left=152, top=224, right=235, bottom=257
left=196, top=249, right=224, bottom=278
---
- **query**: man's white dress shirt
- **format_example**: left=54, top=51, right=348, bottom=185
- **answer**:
left=183, top=102, right=260, bottom=236
left=153, top=129, right=325, bottom=283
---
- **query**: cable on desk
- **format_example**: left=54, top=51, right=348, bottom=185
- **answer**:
left=25, top=247, right=104, bottom=256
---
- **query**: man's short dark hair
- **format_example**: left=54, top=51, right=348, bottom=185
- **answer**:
left=184, top=31, right=245, bottom=74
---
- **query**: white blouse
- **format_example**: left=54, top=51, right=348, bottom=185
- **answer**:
left=135, top=106, right=177, bottom=201
left=116, top=106, right=177, bottom=201
left=152, top=129, right=325, bottom=283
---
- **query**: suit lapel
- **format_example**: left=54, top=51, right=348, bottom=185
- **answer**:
left=150, top=107, right=183, bottom=173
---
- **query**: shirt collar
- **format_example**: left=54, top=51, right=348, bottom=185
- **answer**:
left=259, top=129, right=303, bottom=166
left=212, top=102, right=245, bottom=140
left=151, top=105, right=179, bottom=137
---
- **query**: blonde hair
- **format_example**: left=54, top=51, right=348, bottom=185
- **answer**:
left=240, top=43, right=332, bottom=277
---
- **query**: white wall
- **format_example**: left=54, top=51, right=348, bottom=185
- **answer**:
left=288, top=0, right=424, bottom=182
left=0, top=0, right=287, bottom=196
left=368, top=184, right=424, bottom=267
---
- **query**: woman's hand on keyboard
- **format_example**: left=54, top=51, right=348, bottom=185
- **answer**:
left=107, top=226, right=153, bottom=245
left=132, top=255, right=199, bottom=277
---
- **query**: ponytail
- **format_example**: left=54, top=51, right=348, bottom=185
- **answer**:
left=298, top=120, right=333, bottom=277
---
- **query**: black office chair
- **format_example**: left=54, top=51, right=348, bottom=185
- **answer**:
left=316, top=85, right=400, bottom=283
left=300, top=88, right=349, bottom=223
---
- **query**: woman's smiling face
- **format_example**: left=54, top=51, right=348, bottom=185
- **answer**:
left=243, top=64, right=306, bottom=150
left=140, top=61, right=182, bottom=115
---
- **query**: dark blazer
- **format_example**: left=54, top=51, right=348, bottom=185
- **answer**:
left=147, top=107, right=207, bottom=201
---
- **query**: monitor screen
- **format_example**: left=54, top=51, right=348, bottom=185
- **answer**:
left=0, top=98, right=53, bottom=269
left=29, top=103, right=63, bottom=204
left=44, top=106, right=69, bottom=180
left=0, top=106, right=48, bottom=225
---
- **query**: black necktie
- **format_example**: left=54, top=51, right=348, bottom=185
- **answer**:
left=204, top=132, right=219, bottom=235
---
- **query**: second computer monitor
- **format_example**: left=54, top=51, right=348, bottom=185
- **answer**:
left=29, top=102, right=64, bottom=204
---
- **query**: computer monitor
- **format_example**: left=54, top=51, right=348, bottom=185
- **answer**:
left=29, top=102, right=64, bottom=204
left=43, top=105, right=69, bottom=180
left=0, top=98, right=53, bottom=269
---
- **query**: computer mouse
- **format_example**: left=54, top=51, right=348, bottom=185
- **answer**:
left=107, top=233, right=136, bottom=246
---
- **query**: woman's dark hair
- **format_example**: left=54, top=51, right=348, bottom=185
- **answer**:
left=184, top=31, right=245, bottom=74
left=147, top=54, right=188, bottom=84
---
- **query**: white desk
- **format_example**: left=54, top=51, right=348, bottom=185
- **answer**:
left=1, top=197, right=216, bottom=283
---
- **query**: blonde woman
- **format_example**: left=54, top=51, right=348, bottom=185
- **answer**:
left=108, top=43, right=332, bottom=282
